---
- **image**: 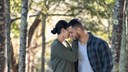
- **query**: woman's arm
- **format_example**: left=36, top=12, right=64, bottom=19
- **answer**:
left=52, top=40, right=78, bottom=62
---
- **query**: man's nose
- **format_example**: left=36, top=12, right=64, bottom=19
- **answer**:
left=70, top=34, right=73, bottom=38
left=69, top=34, right=72, bottom=37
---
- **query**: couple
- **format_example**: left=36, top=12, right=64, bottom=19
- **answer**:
left=50, top=19, right=113, bottom=72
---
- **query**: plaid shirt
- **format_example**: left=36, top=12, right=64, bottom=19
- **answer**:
left=75, top=32, right=113, bottom=72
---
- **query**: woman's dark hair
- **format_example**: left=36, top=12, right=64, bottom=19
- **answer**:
left=51, top=20, right=69, bottom=34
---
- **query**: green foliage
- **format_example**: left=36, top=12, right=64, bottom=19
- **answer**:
left=11, top=22, right=20, bottom=38
left=86, top=0, right=115, bottom=18
left=84, top=21, right=101, bottom=33
left=10, top=0, right=21, bottom=16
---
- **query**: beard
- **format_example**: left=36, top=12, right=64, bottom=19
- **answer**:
left=73, top=33, right=80, bottom=40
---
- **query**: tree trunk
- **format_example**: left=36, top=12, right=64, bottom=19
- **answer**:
left=18, top=0, right=28, bottom=72
left=41, top=15, right=46, bottom=72
left=0, top=0, right=6, bottom=72
left=41, top=0, right=48, bottom=71
left=27, top=17, right=41, bottom=72
left=5, top=0, right=13, bottom=72
left=125, top=1, right=128, bottom=71
left=111, top=0, right=124, bottom=72
left=126, top=34, right=128, bottom=72
left=28, top=16, right=41, bottom=48
left=119, top=0, right=127, bottom=71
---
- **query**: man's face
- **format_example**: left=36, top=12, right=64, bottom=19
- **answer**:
left=68, top=26, right=80, bottom=40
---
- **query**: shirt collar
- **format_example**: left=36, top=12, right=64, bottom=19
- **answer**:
left=87, top=32, right=94, bottom=45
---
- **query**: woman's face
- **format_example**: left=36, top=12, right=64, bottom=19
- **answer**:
left=63, top=28, right=70, bottom=39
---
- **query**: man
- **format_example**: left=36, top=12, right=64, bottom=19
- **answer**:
left=68, top=19, right=113, bottom=72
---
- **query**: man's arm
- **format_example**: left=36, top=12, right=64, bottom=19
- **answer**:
left=99, top=41, right=113, bottom=72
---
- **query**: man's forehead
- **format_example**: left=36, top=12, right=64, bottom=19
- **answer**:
left=69, top=26, right=78, bottom=30
left=68, top=26, right=72, bottom=29
left=68, top=26, right=73, bottom=30
left=68, top=27, right=76, bottom=32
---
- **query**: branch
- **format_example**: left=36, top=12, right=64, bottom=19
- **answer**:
left=27, top=18, right=41, bottom=48
left=47, top=13, right=74, bottom=16
left=11, top=14, right=38, bottom=23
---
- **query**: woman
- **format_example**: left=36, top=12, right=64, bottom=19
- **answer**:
left=50, top=20, right=78, bottom=72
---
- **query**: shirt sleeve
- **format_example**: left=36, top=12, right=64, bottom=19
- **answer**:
left=52, top=40, right=78, bottom=62
left=99, top=41, right=113, bottom=72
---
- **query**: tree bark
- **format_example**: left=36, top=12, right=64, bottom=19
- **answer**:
left=111, top=0, right=124, bottom=72
left=41, top=14, right=46, bottom=72
left=125, top=0, right=128, bottom=71
left=18, top=0, right=28, bottom=72
left=5, top=0, right=14, bottom=72
left=126, top=33, right=128, bottom=72
left=0, top=0, right=6, bottom=72
left=28, top=17, right=41, bottom=48
left=119, top=0, right=127, bottom=72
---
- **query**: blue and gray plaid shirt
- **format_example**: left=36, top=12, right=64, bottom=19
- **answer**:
left=75, top=32, right=113, bottom=72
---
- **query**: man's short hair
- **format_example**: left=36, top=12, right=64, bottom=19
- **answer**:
left=68, top=19, right=84, bottom=30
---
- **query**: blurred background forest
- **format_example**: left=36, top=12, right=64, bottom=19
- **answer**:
left=0, top=0, right=128, bottom=72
